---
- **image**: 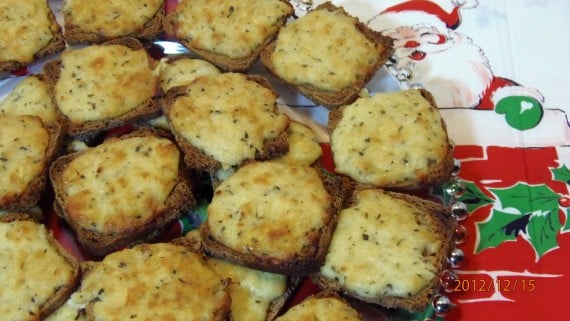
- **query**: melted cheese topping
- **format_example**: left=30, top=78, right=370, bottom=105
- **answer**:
left=0, top=0, right=54, bottom=62
left=208, top=258, right=287, bottom=321
left=275, top=296, right=361, bottom=321
left=174, top=0, right=292, bottom=58
left=59, top=136, right=179, bottom=233
left=70, top=243, right=230, bottom=321
left=0, top=116, right=49, bottom=205
left=271, top=121, right=322, bottom=166
left=320, top=189, right=442, bottom=298
left=0, top=220, right=76, bottom=321
left=0, top=76, right=58, bottom=122
left=63, top=0, right=163, bottom=37
left=270, top=9, right=383, bottom=91
left=158, top=58, right=220, bottom=92
left=44, top=300, right=86, bottom=321
left=55, top=44, right=158, bottom=124
left=208, top=162, right=330, bottom=260
left=168, top=73, right=289, bottom=169
left=331, top=90, right=449, bottom=188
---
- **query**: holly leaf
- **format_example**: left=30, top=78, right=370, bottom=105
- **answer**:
left=476, top=209, right=524, bottom=253
left=489, top=183, right=559, bottom=215
left=551, top=164, right=570, bottom=184
left=527, top=210, right=562, bottom=260
left=458, top=181, right=494, bottom=212
left=564, top=208, right=570, bottom=233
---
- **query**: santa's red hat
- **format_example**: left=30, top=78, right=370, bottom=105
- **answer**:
left=368, top=0, right=478, bottom=32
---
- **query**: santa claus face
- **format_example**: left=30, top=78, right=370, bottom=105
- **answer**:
left=382, top=24, right=493, bottom=107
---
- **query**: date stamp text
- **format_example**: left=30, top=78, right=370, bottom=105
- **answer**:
left=453, top=279, right=536, bottom=292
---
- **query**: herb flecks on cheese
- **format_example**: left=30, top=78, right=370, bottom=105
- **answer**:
left=274, top=296, right=361, bottom=321
left=0, top=220, right=76, bottom=321
left=331, top=90, right=449, bottom=187
left=70, top=243, right=229, bottom=321
left=158, top=58, right=220, bottom=92
left=208, top=162, right=330, bottom=260
left=0, top=0, right=54, bottom=62
left=55, top=44, right=157, bottom=123
left=0, top=116, right=49, bottom=206
left=270, top=8, right=383, bottom=92
left=60, top=136, right=180, bottom=233
left=63, top=0, right=163, bottom=38
left=320, top=189, right=442, bottom=299
left=208, top=258, right=287, bottom=321
left=271, top=121, right=322, bottom=166
left=174, top=0, right=292, bottom=58
left=0, top=76, right=58, bottom=122
left=169, top=73, right=289, bottom=169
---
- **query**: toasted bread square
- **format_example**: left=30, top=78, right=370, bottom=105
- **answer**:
left=261, top=2, right=393, bottom=109
left=162, top=72, right=290, bottom=171
left=0, top=214, right=80, bottom=320
left=0, top=115, right=61, bottom=211
left=0, top=0, right=65, bottom=72
left=49, top=128, right=195, bottom=256
left=164, top=0, right=294, bottom=71
left=62, top=0, right=165, bottom=44
left=201, top=161, right=345, bottom=275
left=329, top=89, right=454, bottom=189
left=158, top=56, right=221, bottom=93
left=270, top=121, right=322, bottom=167
left=43, top=37, right=160, bottom=137
left=0, top=75, right=59, bottom=123
left=313, top=188, right=454, bottom=311
left=67, top=243, right=231, bottom=321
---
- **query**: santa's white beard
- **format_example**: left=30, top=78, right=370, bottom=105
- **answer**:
left=393, top=31, right=493, bottom=108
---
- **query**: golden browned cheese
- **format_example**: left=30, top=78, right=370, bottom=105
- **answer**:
left=54, top=44, right=158, bottom=124
left=158, top=58, right=220, bottom=92
left=173, top=0, right=293, bottom=58
left=274, top=296, right=361, bottom=321
left=269, top=8, right=383, bottom=91
left=331, top=90, right=449, bottom=187
left=0, top=76, right=58, bottom=122
left=320, top=189, right=443, bottom=299
left=208, top=162, right=330, bottom=260
left=0, top=220, right=77, bottom=321
left=59, top=136, right=180, bottom=233
left=63, top=0, right=163, bottom=38
left=271, top=121, right=322, bottom=166
left=0, top=0, right=55, bottom=63
left=168, top=73, right=289, bottom=169
left=207, top=258, right=287, bottom=321
left=69, top=243, right=230, bottom=321
left=0, top=115, right=49, bottom=206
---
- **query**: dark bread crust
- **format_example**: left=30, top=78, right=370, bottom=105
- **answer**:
left=0, top=213, right=81, bottom=319
left=49, top=128, right=196, bottom=257
left=311, top=188, right=455, bottom=311
left=327, top=89, right=455, bottom=190
left=0, top=0, right=66, bottom=72
left=162, top=74, right=290, bottom=171
left=163, top=0, right=293, bottom=72
left=0, top=119, right=62, bottom=213
left=42, top=37, right=161, bottom=138
left=200, top=169, right=346, bottom=276
left=260, top=2, right=394, bottom=109
left=63, top=1, right=165, bottom=44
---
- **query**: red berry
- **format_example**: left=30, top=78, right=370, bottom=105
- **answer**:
left=559, top=195, right=570, bottom=207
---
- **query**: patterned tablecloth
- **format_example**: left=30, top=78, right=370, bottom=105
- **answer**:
left=3, top=0, right=568, bottom=320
